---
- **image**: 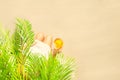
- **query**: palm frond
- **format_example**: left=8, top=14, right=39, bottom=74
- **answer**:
left=0, top=18, right=75, bottom=80
left=12, top=18, right=34, bottom=64
left=25, top=53, right=75, bottom=80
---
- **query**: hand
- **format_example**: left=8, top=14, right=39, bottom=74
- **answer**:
left=33, top=32, right=63, bottom=57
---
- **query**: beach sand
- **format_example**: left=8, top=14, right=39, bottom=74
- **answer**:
left=0, top=0, right=120, bottom=80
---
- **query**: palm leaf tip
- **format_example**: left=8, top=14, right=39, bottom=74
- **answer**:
left=0, top=18, right=75, bottom=80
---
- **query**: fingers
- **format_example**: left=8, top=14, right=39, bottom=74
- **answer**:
left=31, top=32, right=45, bottom=46
left=35, top=32, right=45, bottom=41
left=34, top=33, right=63, bottom=57
left=44, top=35, right=53, bottom=48
left=35, top=33, right=53, bottom=48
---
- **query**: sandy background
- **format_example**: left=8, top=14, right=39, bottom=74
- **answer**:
left=0, top=0, right=120, bottom=80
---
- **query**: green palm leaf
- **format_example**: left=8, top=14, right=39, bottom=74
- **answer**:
left=0, top=18, right=75, bottom=80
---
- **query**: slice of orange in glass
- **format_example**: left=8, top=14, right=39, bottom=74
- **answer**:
left=54, top=38, right=63, bottom=49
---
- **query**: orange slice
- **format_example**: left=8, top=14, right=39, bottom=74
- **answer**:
left=54, top=38, right=63, bottom=49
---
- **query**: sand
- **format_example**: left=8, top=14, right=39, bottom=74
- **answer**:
left=0, top=0, right=120, bottom=80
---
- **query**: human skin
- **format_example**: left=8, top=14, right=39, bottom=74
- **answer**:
left=34, top=32, right=62, bottom=56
